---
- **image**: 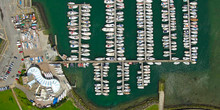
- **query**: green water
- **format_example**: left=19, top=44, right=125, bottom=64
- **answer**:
left=32, top=0, right=213, bottom=108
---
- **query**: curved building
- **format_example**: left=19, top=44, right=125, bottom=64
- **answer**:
left=27, top=67, right=60, bottom=93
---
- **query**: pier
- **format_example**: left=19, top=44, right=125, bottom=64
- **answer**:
left=187, top=0, right=192, bottom=61
left=167, top=0, right=172, bottom=60
left=114, top=0, right=117, bottom=60
left=78, top=5, right=82, bottom=61
left=141, top=62, right=144, bottom=87
left=121, top=62, right=125, bottom=93
left=143, top=0, right=147, bottom=60
left=49, top=59, right=190, bottom=64
left=100, top=63, right=104, bottom=94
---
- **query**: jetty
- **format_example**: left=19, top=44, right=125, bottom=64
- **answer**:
left=100, top=63, right=104, bottom=94
left=143, top=0, right=147, bottom=60
left=49, top=59, right=190, bottom=64
left=121, top=62, right=125, bottom=93
left=167, top=0, right=172, bottom=60
left=78, top=5, right=82, bottom=61
left=187, top=0, right=192, bottom=61
left=114, top=0, right=117, bottom=60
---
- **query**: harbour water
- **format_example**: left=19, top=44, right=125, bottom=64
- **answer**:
left=33, top=0, right=214, bottom=108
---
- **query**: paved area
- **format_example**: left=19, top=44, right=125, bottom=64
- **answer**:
left=0, top=0, right=22, bottom=87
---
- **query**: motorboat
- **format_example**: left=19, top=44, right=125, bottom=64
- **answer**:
left=69, top=36, right=79, bottom=39
left=69, top=40, right=78, bottom=44
left=71, top=50, right=78, bottom=53
left=67, top=11, right=78, bottom=15
left=82, top=57, right=90, bottom=61
left=82, top=36, right=90, bottom=40
left=82, top=28, right=90, bottom=32
left=102, top=28, right=114, bottom=32
left=95, top=57, right=105, bottom=61
left=70, top=44, right=78, bottom=48
left=82, top=20, right=90, bottom=24
left=82, top=44, right=90, bottom=48
left=106, top=53, right=114, bottom=56
left=69, top=16, right=78, bottom=20
left=82, top=49, right=90, bottom=52
left=82, top=53, right=90, bottom=56
left=82, top=32, right=91, bottom=36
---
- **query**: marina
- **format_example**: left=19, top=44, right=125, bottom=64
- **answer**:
left=32, top=0, right=205, bottom=107
left=49, top=0, right=199, bottom=96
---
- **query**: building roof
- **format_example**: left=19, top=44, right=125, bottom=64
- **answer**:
left=27, top=67, right=60, bottom=93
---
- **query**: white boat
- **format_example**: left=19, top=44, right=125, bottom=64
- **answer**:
left=106, top=33, right=114, bottom=36
left=106, top=4, right=114, bottom=8
left=71, top=50, right=78, bottom=53
left=106, top=53, right=114, bottom=56
left=82, top=53, right=90, bottom=56
left=67, top=11, right=78, bottom=15
left=69, top=31, right=78, bottom=35
left=68, top=22, right=78, bottom=26
left=82, top=57, right=90, bottom=61
left=82, top=44, right=90, bottom=48
left=82, top=13, right=91, bottom=17
left=82, top=28, right=90, bottom=32
left=70, top=44, right=78, bottom=48
left=82, top=17, right=89, bottom=20
left=69, top=40, right=78, bottom=44
left=82, top=32, right=91, bottom=36
left=106, top=20, right=114, bottom=23
left=81, top=9, right=91, bottom=13
left=104, top=0, right=114, bottom=4
left=106, top=57, right=114, bottom=61
left=106, top=44, right=114, bottom=48
left=68, top=5, right=78, bottom=9
left=106, top=40, right=114, bottom=44
left=82, top=24, right=91, bottom=28
left=82, top=49, right=90, bottom=52
left=68, top=2, right=75, bottom=5
left=68, top=27, right=78, bottom=31
left=82, top=20, right=90, bottom=24
left=95, top=57, right=105, bottom=61
left=117, top=57, right=126, bottom=61
left=82, top=5, right=92, bottom=9
left=82, top=36, right=90, bottom=40
left=102, top=28, right=114, bottom=32
left=105, top=24, right=114, bottom=27
left=69, top=36, right=79, bottom=39
left=67, top=57, right=78, bottom=61
left=106, top=8, right=114, bottom=12
left=106, top=12, right=114, bottom=16
left=69, top=16, right=78, bottom=20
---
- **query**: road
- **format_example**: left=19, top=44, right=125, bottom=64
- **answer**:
left=0, top=0, right=22, bottom=87
left=159, top=91, right=164, bottom=110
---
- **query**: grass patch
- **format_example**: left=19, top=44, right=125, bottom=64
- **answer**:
left=43, top=29, right=50, bottom=35
left=0, top=89, right=19, bottom=110
left=159, top=79, right=165, bottom=91
left=14, top=88, right=38, bottom=110
left=14, top=88, right=79, bottom=110
left=56, top=100, right=79, bottom=110
left=145, top=104, right=159, bottom=110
